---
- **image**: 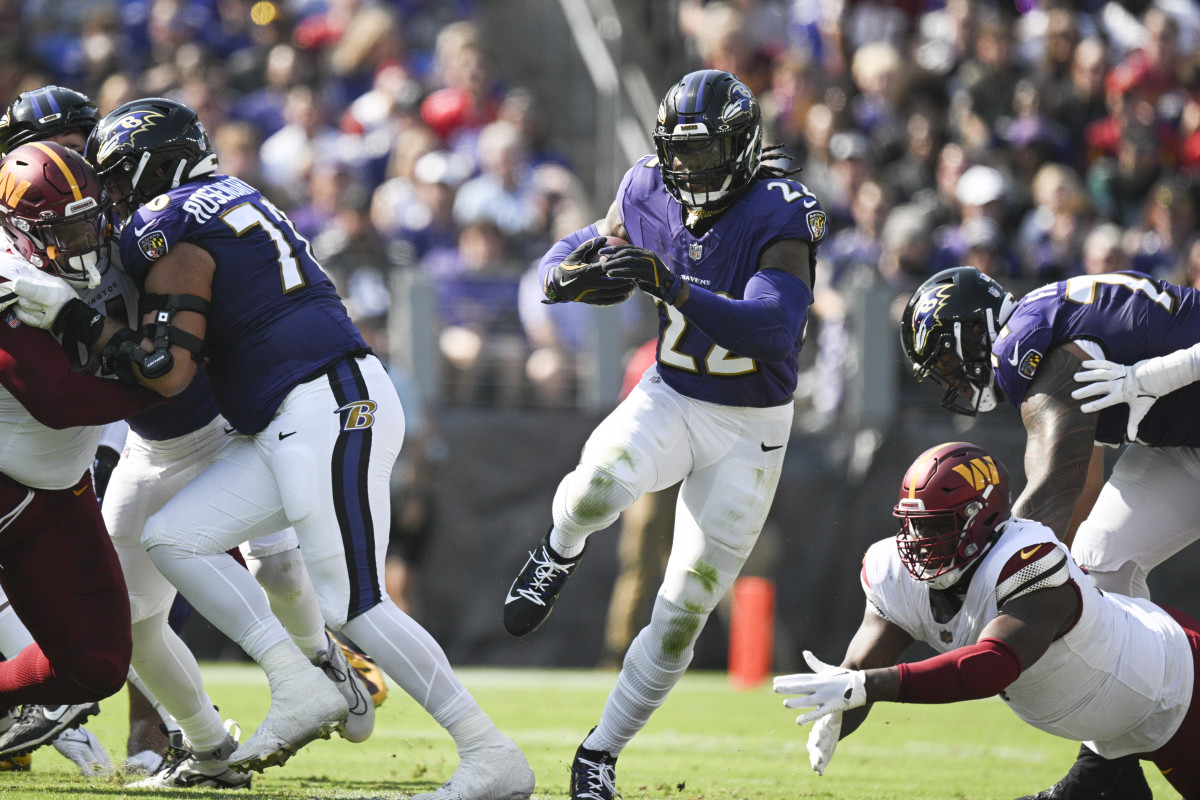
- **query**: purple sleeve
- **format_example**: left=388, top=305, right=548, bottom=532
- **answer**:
left=680, top=268, right=812, bottom=362
left=536, top=223, right=600, bottom=293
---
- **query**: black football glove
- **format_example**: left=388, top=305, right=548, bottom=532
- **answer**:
left=599, top=245, right=682, bottom=304
left=543, top=237, right=636, bottom=306
left=91, top=445, right=120, bottom=502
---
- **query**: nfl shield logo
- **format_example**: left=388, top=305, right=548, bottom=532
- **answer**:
left=688, top=242, right=703, bottom=261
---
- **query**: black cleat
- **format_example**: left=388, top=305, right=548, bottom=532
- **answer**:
left=0, top=704, right=99, bottom=758
left=1015, top=744, right=1151, bottom=799
left=570, top=735, right=619, bottom=800
left=503, top=530, right=586, bottom=637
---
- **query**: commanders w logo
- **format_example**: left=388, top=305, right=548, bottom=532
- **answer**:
left=952, top=456, right=1000, bottom=491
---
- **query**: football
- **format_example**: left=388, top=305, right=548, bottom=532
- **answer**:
left=594, top=235, right=630, bottom=263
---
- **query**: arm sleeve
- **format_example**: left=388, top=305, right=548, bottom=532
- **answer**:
left=536, top=224, right=600, bottom=291
left=0, top=323, right=165, bottom=429
left=895, top=637, right=1022, bottom=704
left=679, top=268, right=812, bottom=362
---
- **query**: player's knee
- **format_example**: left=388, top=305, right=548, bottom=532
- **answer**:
left=646, top=594, right=710, bottom=662
left=560, top=465, right=636, bottom=528
left=61, top=648, right=130, bottom=700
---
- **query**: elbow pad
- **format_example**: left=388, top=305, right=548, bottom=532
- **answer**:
left=141, top=293, right=209, bottom=363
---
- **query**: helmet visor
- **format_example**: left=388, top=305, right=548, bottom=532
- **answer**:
left=36, top=202, right=109, bottom=286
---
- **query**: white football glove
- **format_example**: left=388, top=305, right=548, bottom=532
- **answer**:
left=774, top=650, right=867, bottom=726
left=806, top=710, right=841, bottom=775
left=11, top=271, right=78, bottom=330
left=1072, top=347, right=1200, bottom=441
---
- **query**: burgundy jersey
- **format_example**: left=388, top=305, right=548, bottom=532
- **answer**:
left=617, top=156, right=823, bottom=406
left=991, top=272, right=1200, bottom=446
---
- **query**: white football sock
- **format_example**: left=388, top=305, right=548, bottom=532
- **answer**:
left=586, top=596, right=701, bottom=755
left=341, top=599, right=478, bottom=731
left=146, top=543, right=290, bottom=662
left=129, top=612, right=223, bottom=749
left=247, top=548, right=328, bottom=661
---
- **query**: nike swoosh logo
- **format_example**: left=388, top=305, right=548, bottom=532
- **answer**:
left=40, top=706, right=70, bottom=720
left=133, top=221, right=157, bottom=238
left=278, top=431, right=297, bottom=440
left=1020, top=547, right=1039, bottom=560
left=802, top=198, right=817, bottom=208
left=73, top=485, right=87, bottom=496
left=1007, top=339, right=1021, bottom=367
left=761, top=443, right=784, bottom=452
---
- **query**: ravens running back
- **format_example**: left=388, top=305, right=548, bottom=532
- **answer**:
left=503, top=69, right=822, bottom=800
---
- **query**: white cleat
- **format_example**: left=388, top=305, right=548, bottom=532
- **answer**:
left=126, top=729, right=249, bottom=789
left=411, top=736, right=535, bottom=800
left=228, top=663, right=348, bottom=773
left=51, top=726, right=113, bottom=777
left=314, top=635, right=374, bottom=743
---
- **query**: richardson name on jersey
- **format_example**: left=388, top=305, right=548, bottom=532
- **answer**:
left=182, top=176, right=257, bottom=223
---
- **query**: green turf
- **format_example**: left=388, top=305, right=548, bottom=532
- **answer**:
left=0, top=665, right=1176, bottom=799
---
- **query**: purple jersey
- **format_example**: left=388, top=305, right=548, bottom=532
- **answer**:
left=991, top=272, right=1200, bottom=446
left=119, top=175, right=367, bottom=434
left=617, top=156, right=823, bottom=406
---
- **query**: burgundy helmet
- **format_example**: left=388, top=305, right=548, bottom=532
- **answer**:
left=0, top=141, right=111, bottom=287
left=893, top=441, right=1011, bottom=589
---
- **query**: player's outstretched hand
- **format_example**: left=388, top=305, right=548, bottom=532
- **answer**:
left=805, top=711, right=841, bottom=775
left=543, top=236, right=635, bottom=306
left=12, top=271, right=78, bottom=330
left=1071, top=358, right=1157, bottom=441
left=774, top=650, right=867, bottom=726
left=600, top=245, right=682, bottom=304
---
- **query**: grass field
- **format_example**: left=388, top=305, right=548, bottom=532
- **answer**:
left=0, top=664, right=1176, bottom=799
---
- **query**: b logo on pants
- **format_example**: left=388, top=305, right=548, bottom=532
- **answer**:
left=338, top=400, right=377, bottom=431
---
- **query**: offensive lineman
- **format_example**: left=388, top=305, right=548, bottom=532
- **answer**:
left=8, top=96, right=534, bottom=798
left=0, top=87, right=375, bottom=789
left=501, top=69, right=821, bottom=800
left=774, top=442, right=1200, bottom=799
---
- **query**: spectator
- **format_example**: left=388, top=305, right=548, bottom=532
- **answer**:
left=929, top=163, right=1009, bottom=272
left=425, top=219, right=527, bottom=407
left=1127, top=177, right=1195, bottom=279
left=1016, top=161, right=1092, bottom=281
left=420, top=23, right=499, bottom=151
left=1081, top=221, right=1130, bottom=275
left=1087, top=122, right=1169, bottom=227
left=258, top=84, right=341, bottom=205
left=452, top=120, right=543, bottom=244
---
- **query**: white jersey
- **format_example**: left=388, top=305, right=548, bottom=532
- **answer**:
left=0, top=253, right=137, bottom=490
left=862, top=518, right=1194, bottom=758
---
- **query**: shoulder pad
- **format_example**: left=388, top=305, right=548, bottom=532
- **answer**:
left=996, top=543, right=1069, bottom=608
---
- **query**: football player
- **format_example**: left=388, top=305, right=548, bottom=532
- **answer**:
left=501, top=69, right=820, bottom=800
left=0, top=87, right=118, bottom=775
left=774, top=442, right=1200, bottom=799
left=0, top=142, right=165, bottom=758
left=897, top=265, right=1200, bottom=798
left=0, top=87, right=376, bottom=789
left=9, top=96, right=534, bottom=796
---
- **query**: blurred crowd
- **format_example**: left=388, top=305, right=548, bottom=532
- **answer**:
left=2, top=0, right=621, bottom=409
left=672, top=0, right=1200, bottom=427
left=6, top=0, right=1200, bottom=424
